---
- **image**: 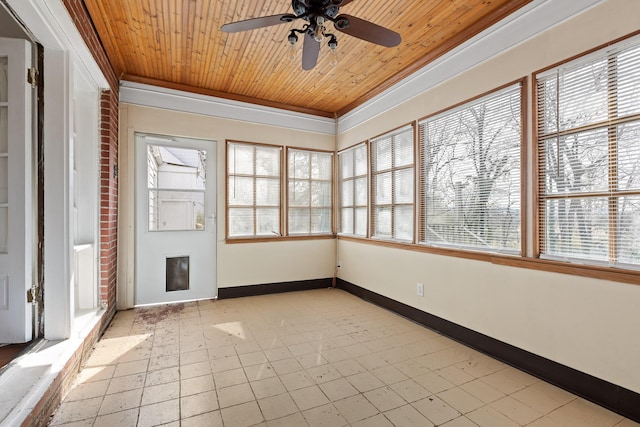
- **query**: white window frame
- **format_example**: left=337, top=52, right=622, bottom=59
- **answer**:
left=72, top=63, right=101, bottom=321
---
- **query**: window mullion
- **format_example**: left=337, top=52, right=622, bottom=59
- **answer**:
left=352, top=156, right=357, bottom=231
left=252, top=146, right=258, bottom=236
left=391, top=135, right=396, bottom=239
left=308, top=176, right=313, bottom=233
left=608, top=54, right=619, bottom=263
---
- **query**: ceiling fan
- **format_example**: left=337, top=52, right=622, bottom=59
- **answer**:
left=221, top=0, right=402, bottom=70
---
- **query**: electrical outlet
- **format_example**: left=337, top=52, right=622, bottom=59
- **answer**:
left=417, top=282, right=424, bottom=297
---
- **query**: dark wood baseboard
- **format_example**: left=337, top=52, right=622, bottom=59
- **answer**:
left=217, top=278, right=333, bottom=299
left=336, top=278, right=640, bottom=423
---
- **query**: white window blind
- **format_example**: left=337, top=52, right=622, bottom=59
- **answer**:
left=537, top=38, right=640, bottom=267
left=371, top=125, right=414, bottom=242
left=227, top=141, right=281, bottom=238
left=419, top=83, right=522, bottom=253
left=287, top=148, right=333, bottom=235
left=338, top=143, right=368, bottom=236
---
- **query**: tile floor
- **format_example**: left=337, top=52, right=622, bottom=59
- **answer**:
left=49, top=289, right=639, bottom=427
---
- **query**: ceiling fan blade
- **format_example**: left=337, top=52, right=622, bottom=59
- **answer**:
left=334, top=14, right=401, bottom=47
left=221, top=13, right=296, bottom=33
left=339, top=0, right=356, bottom=6
left=302, top=31, right=320, bottom=70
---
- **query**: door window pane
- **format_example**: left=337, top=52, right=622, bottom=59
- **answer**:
left=148, top=145, right=206, bottom=231
left=150, top=190, right=205, bottom=231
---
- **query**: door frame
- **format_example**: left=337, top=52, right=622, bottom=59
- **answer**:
left=118, top=123, right=220, bottom=310
left=5, top=0, right=110, bottom=339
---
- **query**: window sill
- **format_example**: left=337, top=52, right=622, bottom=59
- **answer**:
left=226, top=234, right=336, bottom=244
left=337, top=235, right=640, bottom=286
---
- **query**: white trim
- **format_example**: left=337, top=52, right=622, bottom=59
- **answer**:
left=120, top=81, right=336, bottom=135
left=337, top=0, right=603, bottom=134
left=43, top=49, right=73, bottom=340
left=5, top=0, right=109, bottom=339
left=6, top=0, right=109, bottom=89
left=0, top=310, right=104, bottom=426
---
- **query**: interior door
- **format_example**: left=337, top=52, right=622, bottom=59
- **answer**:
left=135, top=133, right=216, bottom=305
left=0, top=38, right=33, bottom=343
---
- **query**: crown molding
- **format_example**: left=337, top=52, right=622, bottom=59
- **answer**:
left=120, top=81, right=337, bottom=135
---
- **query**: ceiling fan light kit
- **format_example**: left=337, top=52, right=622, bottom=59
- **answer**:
left=221, top=0, right=401, bottom=70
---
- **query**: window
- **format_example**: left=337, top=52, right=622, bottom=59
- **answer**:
left=287, top=148, right=333, bottom=235
left=338, top=143, right=368, bottom=236
left=370, top=125, right=415, bottom=242
left=419, top=83, right=523, bottom=253
left=147, top=145, right=206, bottom=231
left=227, top=141, right=281, bottom=238
left=536, top=37, right=640, bottom=267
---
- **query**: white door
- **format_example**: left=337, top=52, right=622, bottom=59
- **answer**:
left=0, top=39, right=33, bottom=343
left=135, top=133, right=216, bottom=305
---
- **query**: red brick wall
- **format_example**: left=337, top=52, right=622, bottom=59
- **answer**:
left=62, top=0, right=119, bottom=319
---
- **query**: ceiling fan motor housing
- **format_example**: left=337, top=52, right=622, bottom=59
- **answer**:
left=293, top=0, right=341, bottom=20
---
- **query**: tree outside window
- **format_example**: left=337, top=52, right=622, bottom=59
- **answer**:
left=537, top=40, right=640, bottom=266
left=419, top=83, right=522, bottom=253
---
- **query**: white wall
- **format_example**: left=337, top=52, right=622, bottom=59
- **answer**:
left=118, top=104, right=336, bottom=308
left=337, top=0, right=640, bottom=393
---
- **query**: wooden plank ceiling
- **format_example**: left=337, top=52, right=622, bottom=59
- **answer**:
left=84, top=0, right=532, bottom=117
